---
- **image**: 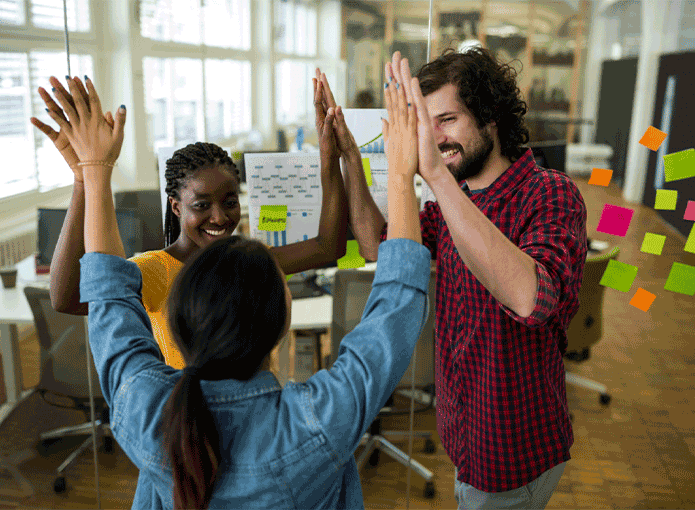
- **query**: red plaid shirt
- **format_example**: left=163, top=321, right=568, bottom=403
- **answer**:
left=380, top=149, right=587, bottom=491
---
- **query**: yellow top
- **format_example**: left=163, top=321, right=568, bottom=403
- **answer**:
left=129, top=250, right=186, bottom=369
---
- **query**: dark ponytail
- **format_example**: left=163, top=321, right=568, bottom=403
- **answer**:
left=164, top=142, right=240, bottom=247
left=160, top=236, right=288, bottom=509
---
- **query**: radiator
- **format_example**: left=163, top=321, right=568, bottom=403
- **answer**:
left=0, top=231, right=36, bottom=268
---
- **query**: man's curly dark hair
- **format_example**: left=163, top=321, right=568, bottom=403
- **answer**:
left=417, top=46, right=530, bottom=161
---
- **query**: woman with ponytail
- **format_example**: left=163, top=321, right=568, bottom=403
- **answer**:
left=41, top=69, right=348, bottom=369
left=45, top=54, right=430, bottom=509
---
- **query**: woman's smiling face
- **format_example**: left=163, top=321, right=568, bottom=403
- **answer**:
left=169, top=164, right=241, bottom=253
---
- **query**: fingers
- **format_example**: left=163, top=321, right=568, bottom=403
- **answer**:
left=411, top=76, right=432, bottom=129
left=66, top=76, right=89, bottom=122
left=44, top=106, right=72, bottom=136
left=314, top=76, right=325, bottom=123
left=381, top=117, right=389, bottom=147
left=321, top=72, right=337, bottom=109
left=113, top=105, right=126, bottom=142
left=30, top=116, right=59, bottom=142
left=105, top=111, right=114, bottom=128
left=48, top=77, right=79, bottom=125
left=399, top=59, right=416, bottom=132
left=70, top=76, right=91, bottom=112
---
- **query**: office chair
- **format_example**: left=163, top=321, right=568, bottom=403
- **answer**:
left=564, top=246, right=620, bottom=408
left=330, top=268, right=438, bottom=499
left=23, top=287, right=112, bottom=494
left=114, top=189, right=165, bottom=252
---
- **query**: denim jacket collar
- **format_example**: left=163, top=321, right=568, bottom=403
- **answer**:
left=198, top=370, right=282, bottom=404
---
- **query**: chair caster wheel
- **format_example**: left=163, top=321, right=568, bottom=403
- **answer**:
left=54, top=476, right=66, bottom=493
left=368, top=449, right=380, bottom=467
left=104, top=436, right=114, bottom=453
left=599, top=394, right=611, bottom=405
left=424, top=438, right=436, bottom=454
left=424, top=481, right=436, bottom=499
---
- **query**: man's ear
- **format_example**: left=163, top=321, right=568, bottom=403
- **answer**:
left=169, top=195, right=182, bottom=218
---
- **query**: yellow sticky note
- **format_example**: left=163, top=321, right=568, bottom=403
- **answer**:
left=259, top=205, right=287, bottom=231
left=685, top=224, right=695, bottom=254
left=362, top=157, right=373, bottom=186
left=337, top=240, right=366, bottom=269
left=654, top=189, right=678, bottom=210
left=663, top=149, right=695, bottom=182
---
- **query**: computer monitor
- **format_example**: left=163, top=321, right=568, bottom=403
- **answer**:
left=37, top=208, right=142, bottom=266
left=530, top=143, right=567, bottom=173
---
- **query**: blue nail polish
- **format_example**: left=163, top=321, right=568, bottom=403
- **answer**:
left=384, top=82, right=388, bottom=89
left=84, top=75, right=89, bottom=82
left=396, top=83, right=400, bottom=89
left=51, top=87, right=55, bottom=92
left=408, top=103, right=411, bottom=107
left=45, top=108, right=49, bottom=113
left=65, top=75, right=70, bottom=80
left=120, top=104, right=126, bottom=110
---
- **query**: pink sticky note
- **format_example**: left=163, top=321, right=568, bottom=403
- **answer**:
left=685, top=200, right=695, bottom=222
left=596, top=204, right=635, bottom=237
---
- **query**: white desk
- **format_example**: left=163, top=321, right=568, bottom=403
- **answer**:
left=0, top=256, right=47, bottom=425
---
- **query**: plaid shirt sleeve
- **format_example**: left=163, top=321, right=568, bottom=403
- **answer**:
left=379, top=201, right=439, bottom=260
left=500, top=174, right=588, bottom=327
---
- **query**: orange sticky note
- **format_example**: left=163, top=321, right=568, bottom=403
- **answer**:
left=639, top=126, right=667, bottom=151
left=629, top=288, right=656, bottom=312
left=588, top=168, right=613, bottom=186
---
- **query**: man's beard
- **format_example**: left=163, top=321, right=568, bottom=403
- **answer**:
left=441, top=128, right=495, bottom=183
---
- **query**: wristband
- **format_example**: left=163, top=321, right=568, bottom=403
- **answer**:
left=77, top=160, right=115, bottom=168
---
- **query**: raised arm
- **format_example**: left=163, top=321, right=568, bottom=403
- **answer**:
left=270, top=70, right=348, bottom=275
left=321, top=75, right=385, bottom=261
left=31, top=76, right=115, bottom=314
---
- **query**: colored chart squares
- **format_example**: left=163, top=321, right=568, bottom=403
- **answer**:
left=641, top=233, right=667, bottom=255
left=664, top=262, right=695, bottom=296
left=663, top=149, right=695, bottom=182
left=654, top=189, right=678, bottom=210
left=337, top=240, right=366, bottom=269
left=685, top=200, right=695, bottom=221
left=629, top=288, right=656, bottom=312
left=685, top=224, right=695, bottom=254
left=639, top=126, right=667, bottom=151
left=596, top=204, right=635, bottom=237
left=588, top=168, right=613, bottom=186
left=600, top=259, right=638, bottom=292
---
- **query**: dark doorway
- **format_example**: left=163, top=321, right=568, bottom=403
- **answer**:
left=642, top=51, right=695, bottom=238
left=594, top=57, right=639, bottom=188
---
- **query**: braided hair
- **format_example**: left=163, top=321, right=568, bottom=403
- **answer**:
left=164, top=142, right=240, bottom=247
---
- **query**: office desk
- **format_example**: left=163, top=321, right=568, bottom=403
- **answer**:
left=0, top=256, right=47, bottom=426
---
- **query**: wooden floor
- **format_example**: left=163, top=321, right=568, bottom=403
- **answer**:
left=1, top=175, right=694, bottom=509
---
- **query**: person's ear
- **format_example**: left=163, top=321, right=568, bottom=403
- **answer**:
left=169, top=195, right=182, bottom=218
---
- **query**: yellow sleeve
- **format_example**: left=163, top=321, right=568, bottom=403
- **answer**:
left=129, top=252, right=168, bottom=314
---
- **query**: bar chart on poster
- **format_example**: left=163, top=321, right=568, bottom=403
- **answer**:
left=245, top=152, right=322, bottom=247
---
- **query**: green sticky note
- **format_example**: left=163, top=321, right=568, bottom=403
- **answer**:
left=654, top=189, right=678, bottom=210
left=286, top=274, right=293, bottom=281
left=258, top=205, right=287, bottom=231
left=337, top=240, right=366, bottom=269
left=599, top=259, right=638, bottom=292
left=685, top=224, right=695, bottom=254
left=664, top=262, right=695, bottom=296
left=362, top=157, right=373, bottom=186
left=663, top=149, right=695, bottom=182
left=641, top=233, right=667, bottom=255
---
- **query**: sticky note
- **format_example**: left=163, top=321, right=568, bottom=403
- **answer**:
left=596, top=204, right=635, bottom=237
left=286, top=274, right=293, bottom=281
left=588, top=168, right=613, bottom=186
left=664, top=262, right=695, bottom=296
left=362, top=157, right=373, bottom=186
left=258, top=205, right=287, bottom=231
left=337, top=240, right=366, bottom=269
left=641, top=233, right=666, bottom=255
left=599, top=259, right=638, bottom=292
left=629, top=288, right=656, bottom=312
left=638, top=126, right=667, bottom=151
left=684, top=201, right=695, bottom=221
left=663, top=149, right=695, bottom=182
left=685, top=224, right=695, bottom=254
left=654, top=189, right=678, bottom=210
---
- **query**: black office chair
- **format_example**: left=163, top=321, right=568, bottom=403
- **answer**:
left=23, top=287, right=113, bottom=494
left=329, top=268, right=438, bottom=499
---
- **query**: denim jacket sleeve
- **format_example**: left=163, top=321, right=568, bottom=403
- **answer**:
left=305, top=238, right=431, bottom=462
left=79, top=253, right=169, bottom=409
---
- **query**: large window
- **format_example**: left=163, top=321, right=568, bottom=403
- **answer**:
left=0, top=0, right=90, bottom=31
left=274, top=0, right=317, bottom=125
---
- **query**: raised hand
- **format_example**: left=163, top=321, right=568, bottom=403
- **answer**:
left=382, top=52, right=418, bottom=182
left=30, top=76, right=115, bottom=182
left=407, top=70, right=448, bottom=185
left=46, top=75, right=125, bottom=175
left=313, top=68, right=337, bottom=161
left=315, top=69, right=359, bottom=158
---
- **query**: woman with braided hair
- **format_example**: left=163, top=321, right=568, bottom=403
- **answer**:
left=37, top=56, right=429, bottom=509
left=39, top=70, right=349, bottom=369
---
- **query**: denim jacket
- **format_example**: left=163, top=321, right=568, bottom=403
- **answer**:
left=80, top=238, right=431, bottom=509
